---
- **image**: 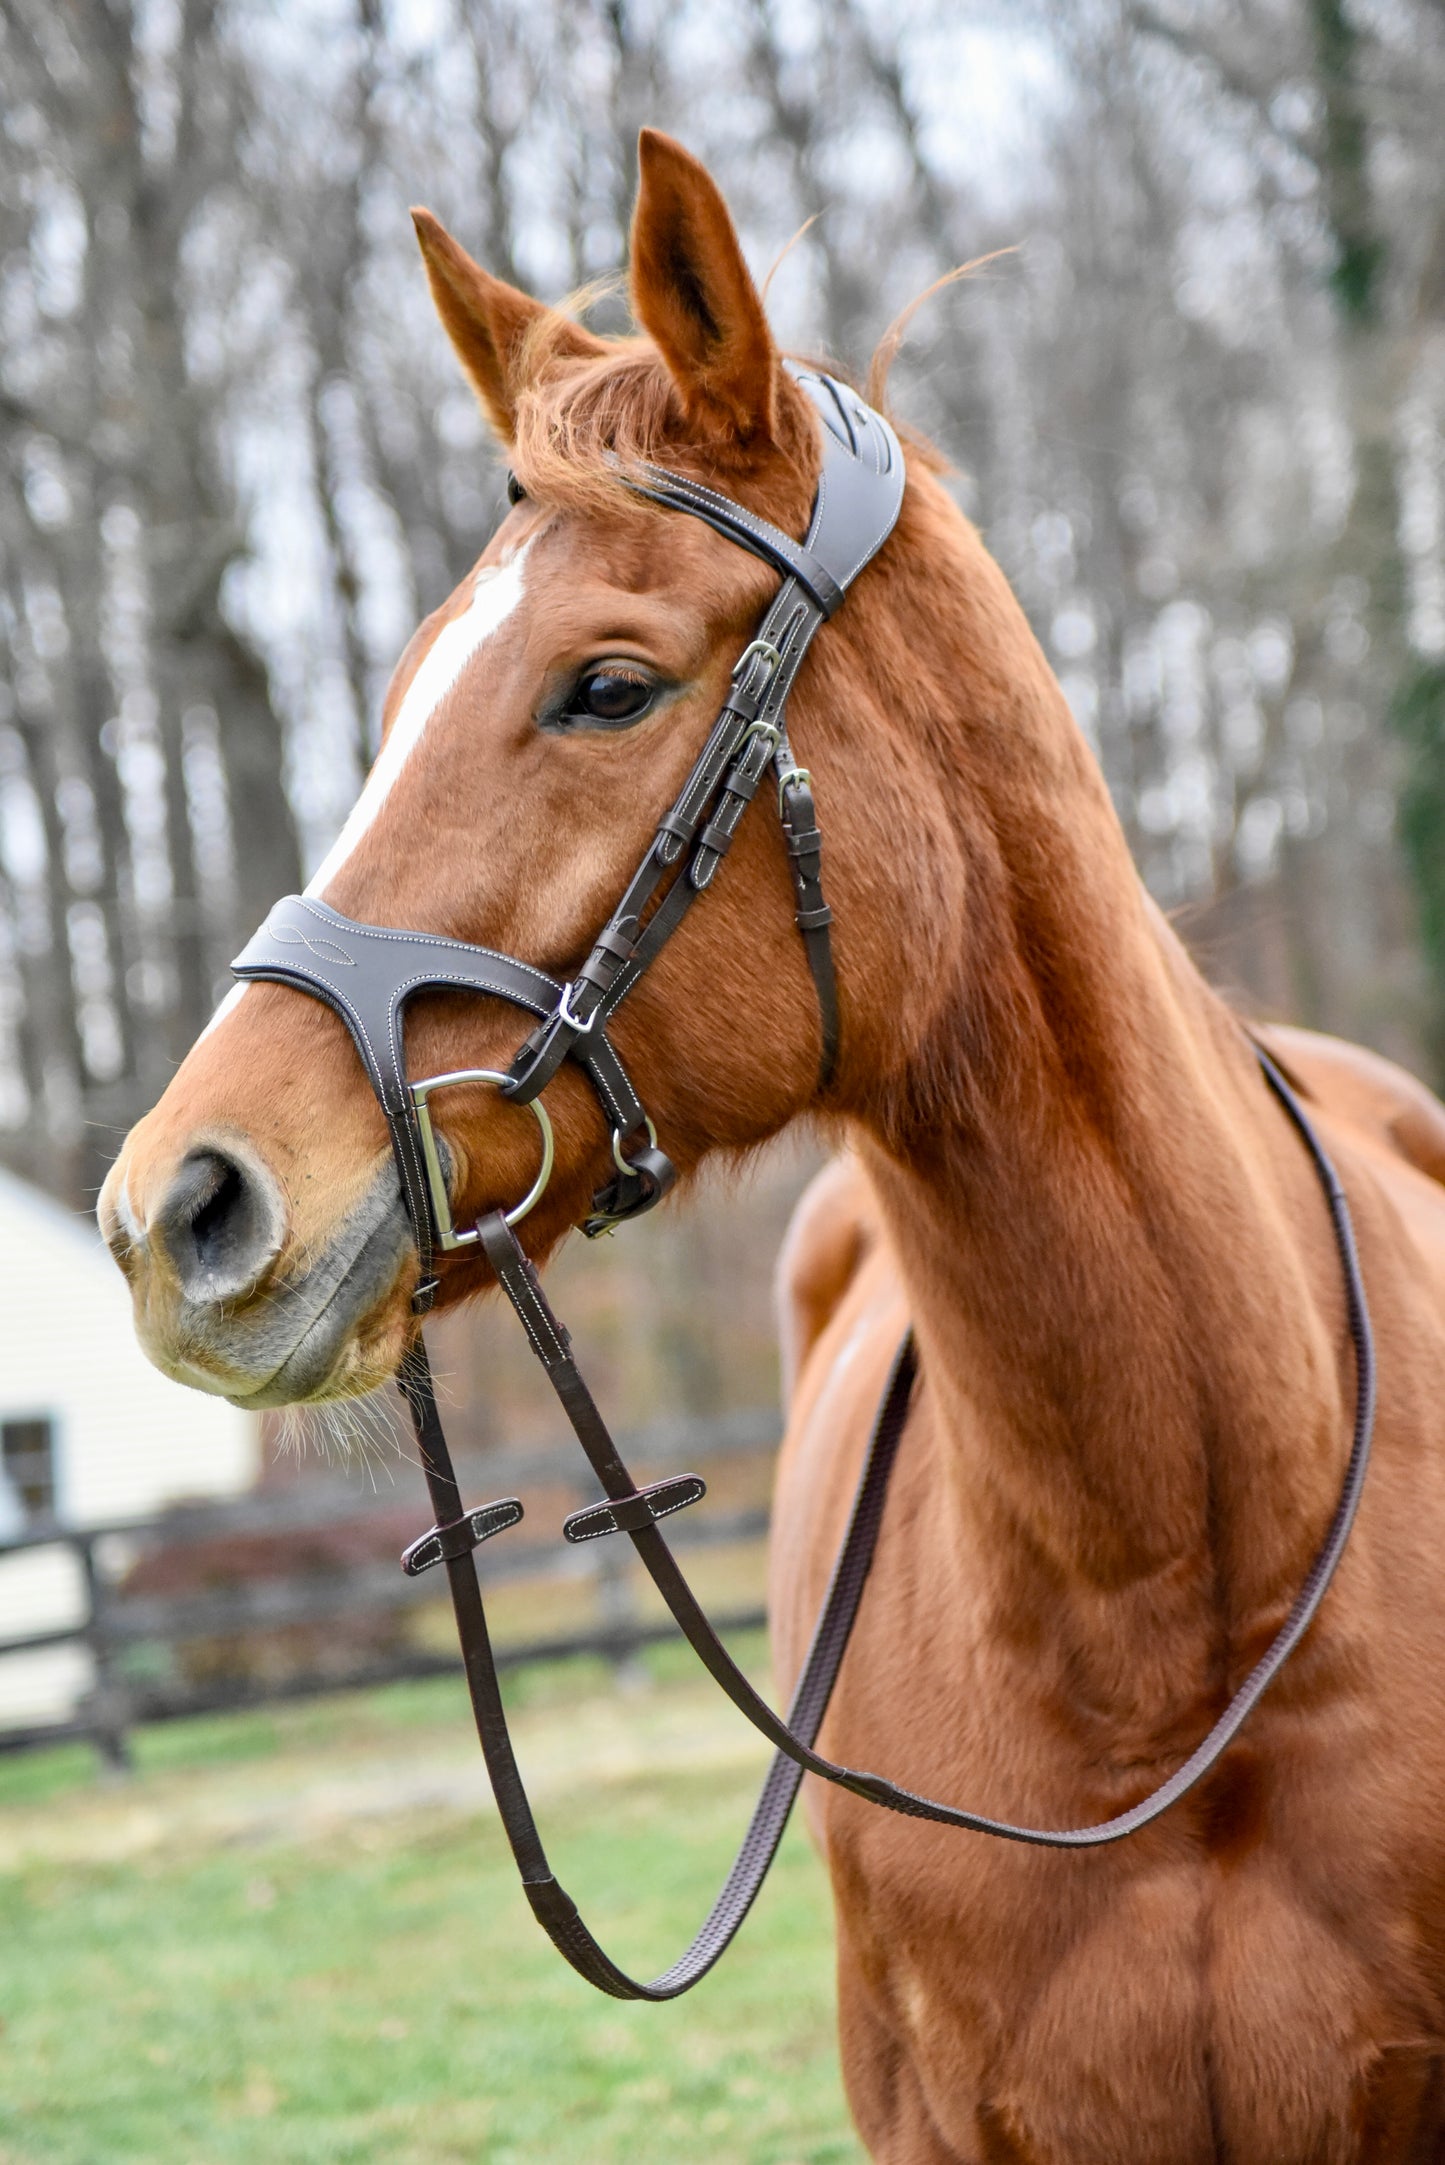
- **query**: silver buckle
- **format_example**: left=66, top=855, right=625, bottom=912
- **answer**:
left=556, top=979, right=598, bottom=1036
left=731, top=636, right=783, bottom=687
left=410, top=1069, right=555, bottom=1249
left=777, top=764, right=814, bottom=815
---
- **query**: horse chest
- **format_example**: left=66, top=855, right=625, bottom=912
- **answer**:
left=780, top=1308, right=1445, bottom=2163
left=822, top=1795, right=1443, bottom=2165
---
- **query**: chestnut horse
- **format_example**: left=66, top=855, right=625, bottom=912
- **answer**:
left=100, top=131, right=1445, bottom=2161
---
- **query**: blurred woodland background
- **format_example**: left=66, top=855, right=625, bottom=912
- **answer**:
left=1, top=0, right=1444, bottom=1319
left=5, top=12, right=1445, bottom=2126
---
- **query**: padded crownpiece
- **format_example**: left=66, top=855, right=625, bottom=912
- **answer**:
left=789, top=367, right=905, bottom=591
left=628, top=367, right=905, bottom=618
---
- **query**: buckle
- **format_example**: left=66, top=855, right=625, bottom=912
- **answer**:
left=777, top=765, right=814, bottom=815
left=731, top=636, right=783, bottom=687
left=556, top=979, right=598, bottom=1036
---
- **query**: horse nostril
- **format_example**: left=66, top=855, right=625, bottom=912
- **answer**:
left=151, top=1145, right=286, bottom=1305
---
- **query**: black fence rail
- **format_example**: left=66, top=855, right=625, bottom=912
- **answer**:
left=0, top=1409, right=778, bottom=1767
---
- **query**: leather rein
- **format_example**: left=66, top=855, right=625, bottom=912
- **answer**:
left=231, top=369, right=1377, bottom=1999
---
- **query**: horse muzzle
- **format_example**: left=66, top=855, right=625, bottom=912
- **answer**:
left=97, top=1135, right=416, bottom=1406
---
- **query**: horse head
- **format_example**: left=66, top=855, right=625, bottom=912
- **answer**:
left=98, top=131, right=973, bottom=1407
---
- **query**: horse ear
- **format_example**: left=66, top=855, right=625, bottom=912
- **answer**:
left=629, top=131, right=778, bottom=443
left=411, top=208, right=605, bottom=441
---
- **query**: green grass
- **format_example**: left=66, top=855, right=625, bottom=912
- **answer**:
left=0, top=1657, right=863, bottom=2164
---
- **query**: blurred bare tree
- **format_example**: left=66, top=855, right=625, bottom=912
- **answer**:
left=2, top=0, right=1444, bottom=1243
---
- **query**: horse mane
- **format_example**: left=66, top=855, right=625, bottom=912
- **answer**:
left=506, top=290, right=948, bottom=516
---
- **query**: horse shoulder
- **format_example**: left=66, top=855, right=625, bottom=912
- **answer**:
left=769, top=1155, right=909, bottom=1701
left=1257, top=1023, right=1445, bottom=1187
left=774, top=1151, right=882, bottom=1400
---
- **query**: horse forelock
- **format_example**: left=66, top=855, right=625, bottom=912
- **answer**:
left=507, top=322, right=824, bottom=536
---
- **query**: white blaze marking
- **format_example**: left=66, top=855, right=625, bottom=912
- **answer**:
left=198, top=979, right=248, bottom=1043
left=194, top=548, right=528, bottom=1051
left=306, top=547, right=529, bottom=900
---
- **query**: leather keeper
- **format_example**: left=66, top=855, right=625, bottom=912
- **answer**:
left=562, top=1473, right=705, bottom=1544
left=593, top=923, right=637, bottom=962
left=697, top=819, right=736, bottom=858
left=401, top=1496, right=524, bottom=1576
left=580, top=1142, right=677, bottom=1239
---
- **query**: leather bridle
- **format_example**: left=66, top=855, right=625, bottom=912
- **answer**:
left=230, top=369, right=1377, bottom=1999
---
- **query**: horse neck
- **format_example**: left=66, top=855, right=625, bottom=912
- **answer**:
left=837, top=488, right=1349, bottom=1661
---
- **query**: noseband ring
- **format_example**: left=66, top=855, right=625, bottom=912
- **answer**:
left=226, top=368, right=1377, bottom=2003
left=611, top=1115, right=658, bottom=1179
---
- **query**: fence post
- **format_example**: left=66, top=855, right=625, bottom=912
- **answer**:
left=78, top=1534, right=132, bottom=1773
left=585, top=1478, right=649, bottom=1692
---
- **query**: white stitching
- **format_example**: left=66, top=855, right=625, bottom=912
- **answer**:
left=500, top=1259, right=569, bottom=1365
left=507, top=1288, right=554, bottom=1365
left=567, top=1480, right=703, bottom=1540
left=527, top=1292, right=569, bottom=1365
left=635, top=469, right=837, bottom=603
left=245, top=930, right=637, bottom=1162
left=289, top=896, right=558, bottom=993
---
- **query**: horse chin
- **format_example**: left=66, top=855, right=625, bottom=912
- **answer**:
left=136, top=1171, right=418, bottom=1410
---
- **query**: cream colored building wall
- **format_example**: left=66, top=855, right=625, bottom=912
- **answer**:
left=0, top=1167, right=260, bottom=1727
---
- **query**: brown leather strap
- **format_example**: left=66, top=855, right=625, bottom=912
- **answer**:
left=503, top=582, right=832, bottom=1122
left=396, top=1046, right=1375, bottom=1995
left=396, top=1320, right=918, bottom=1997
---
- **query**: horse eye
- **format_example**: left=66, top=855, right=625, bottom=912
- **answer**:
left=506, top=472, right=526, bottom=506
left=565, top=671, right=655, bottom=726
